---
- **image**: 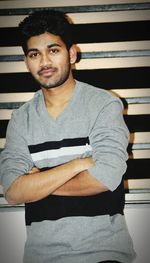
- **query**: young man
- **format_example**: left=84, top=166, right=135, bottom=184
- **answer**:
left=0, top=10, right=136, bottom=263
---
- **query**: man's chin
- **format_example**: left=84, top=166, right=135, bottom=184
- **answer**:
left=41, top=83, right=58, bottom=90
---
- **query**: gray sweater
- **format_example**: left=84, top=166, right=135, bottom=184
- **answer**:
left=0, top=80, right=136, bottom=263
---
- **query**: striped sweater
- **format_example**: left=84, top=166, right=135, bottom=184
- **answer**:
left=0, top=80, right=136, bottom=263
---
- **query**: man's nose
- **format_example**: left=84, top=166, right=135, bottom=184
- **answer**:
left=40, top=53, right=51, bottom=67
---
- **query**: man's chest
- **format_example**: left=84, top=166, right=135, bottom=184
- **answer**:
left=26, top=115, right=93, bottom=168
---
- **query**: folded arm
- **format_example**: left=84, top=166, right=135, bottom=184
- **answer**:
left=5, top=157, right=94, bottom=205
left=52, top=170, right=108, bottom=196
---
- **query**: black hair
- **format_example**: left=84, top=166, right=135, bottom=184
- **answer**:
left=19, top=9, right=74, bottom=55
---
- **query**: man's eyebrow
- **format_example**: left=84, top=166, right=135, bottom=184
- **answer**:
left=26, top=44, right=61, bottom=55
left=47, top=43, right=61, bottom=48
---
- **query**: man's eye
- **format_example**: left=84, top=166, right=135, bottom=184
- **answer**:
left=50, top=49, right=59, bottom=54
left=29, top=53, right=39, bottom=58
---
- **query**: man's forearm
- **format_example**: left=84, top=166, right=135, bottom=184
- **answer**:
left=5, top=158, right=93, bottom=205
left=52, top=170, right=108, bottom=196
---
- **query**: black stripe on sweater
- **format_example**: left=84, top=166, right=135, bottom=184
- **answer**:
left=28, top=137, right=90, bottom=153
left=25, top=180, right=125, bottom=225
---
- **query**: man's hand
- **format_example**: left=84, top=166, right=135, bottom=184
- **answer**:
left=27, top=167, right=40, bottom=174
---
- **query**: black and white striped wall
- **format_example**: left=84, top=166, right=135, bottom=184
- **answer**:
left=0, top=0, right=150, bottom=207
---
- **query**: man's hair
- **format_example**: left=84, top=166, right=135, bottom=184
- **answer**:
left=19, top=9, right=74, bottom=55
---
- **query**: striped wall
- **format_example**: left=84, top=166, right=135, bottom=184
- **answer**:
left=0, top=0, right=150, bottom=207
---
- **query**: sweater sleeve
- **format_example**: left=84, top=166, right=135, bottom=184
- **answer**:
left=88, top=97, right=129, bottom=191
left=0, top=112, right=34, bottom=194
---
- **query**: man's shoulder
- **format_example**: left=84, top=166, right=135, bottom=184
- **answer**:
left=12, top=90, right=41, bottom=118
left=77, top=80, right=118, bottom=103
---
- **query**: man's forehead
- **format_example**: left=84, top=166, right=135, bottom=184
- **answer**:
left=26, top=32, right=64, bottom=49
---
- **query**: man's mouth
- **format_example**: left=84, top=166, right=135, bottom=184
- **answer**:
left=38, top=67, right=57, bottom=77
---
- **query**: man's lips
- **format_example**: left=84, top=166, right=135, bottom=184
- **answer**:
left=38, top=68, right=57, bottom=77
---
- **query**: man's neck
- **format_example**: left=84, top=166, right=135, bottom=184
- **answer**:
left=41, top=77, right=76, bottom=119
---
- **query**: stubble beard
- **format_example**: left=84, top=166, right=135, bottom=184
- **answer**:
left=33, top=63, right=71, bottom=90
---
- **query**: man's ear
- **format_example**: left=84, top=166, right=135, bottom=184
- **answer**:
left=69, top=45, right=77, bottom=64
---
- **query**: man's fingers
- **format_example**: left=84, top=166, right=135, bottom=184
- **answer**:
left=28, top=167, right=40, bottom=174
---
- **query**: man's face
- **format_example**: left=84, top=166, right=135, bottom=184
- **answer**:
left=25, top=32, right=74, bottom=89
